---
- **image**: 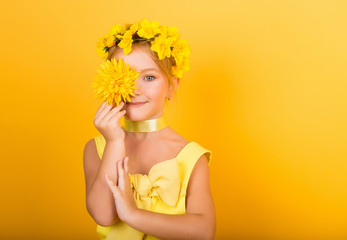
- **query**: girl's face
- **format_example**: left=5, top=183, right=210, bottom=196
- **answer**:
left=112, top=45, right=171, bottom=121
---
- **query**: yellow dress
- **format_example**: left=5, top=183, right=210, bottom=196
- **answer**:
left=93, top=134, right=212, bottom=240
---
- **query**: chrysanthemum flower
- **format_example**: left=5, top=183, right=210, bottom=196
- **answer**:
left=92, top=57, right=140, bottom=106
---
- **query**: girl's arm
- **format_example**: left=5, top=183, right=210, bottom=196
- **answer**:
left=111, top=153, right=216, bottom=240
left=84, top=139, right=125, bottom=226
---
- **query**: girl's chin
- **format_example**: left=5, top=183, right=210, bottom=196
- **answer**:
left=124, top=113, right=149, bottom=121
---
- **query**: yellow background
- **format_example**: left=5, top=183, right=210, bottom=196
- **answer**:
left=1, top=0, right=346, bottom=239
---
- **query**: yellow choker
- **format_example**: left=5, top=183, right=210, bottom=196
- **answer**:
left=123, top=116, right=168, bottom=132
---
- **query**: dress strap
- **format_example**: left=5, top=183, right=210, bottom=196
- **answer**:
left=94, top=134, right=106, bottom=159
left=177, top=142, right=212, bottom=189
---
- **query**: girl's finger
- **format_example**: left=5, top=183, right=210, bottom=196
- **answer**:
left=96, top=101, right=116, bottom=120
left=105, top=174, right=119, bottom=196
left=124, top=156, right=129, bottom=173
left=114, top=160, right=119, bottom=186
left=110, top=101, right=125, bottom=112
left=107, top=110, right=127, bottom=126
left=95, top=101, right=107, bottom=118
left=124, top=157, right=131, bottom=185
left=95, top=101, right=110, bottom=119
left=104, top=107, right=126, bottom=122
left=117, top=160, right=125, bottom=190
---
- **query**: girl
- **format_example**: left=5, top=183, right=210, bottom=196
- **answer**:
left=83, top=20, right=216, bottom=240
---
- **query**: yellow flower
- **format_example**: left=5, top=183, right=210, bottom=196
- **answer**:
left=129, top=23, right=140, bottom=34
left=96, top=47, right=108, bottom=59
left=172, top=56, right=189, bottom=79
left=92, top=57, right=140, bottom=106
left=150, top=34, right=175, bottom=59
left=109, top=24, right=127, bottom=46
left=159, top=25, right=180, bottom=38
left=137, top=19, right=160, bottom=39
left=104, top=33, right=116, bottom=48
left=96, top=36, right=108, bottom=59
left=109, top=23, right=127, bottom=35
left=118, top=30, right=134, bottom=55
left=171, top=38, right=191, bottom=63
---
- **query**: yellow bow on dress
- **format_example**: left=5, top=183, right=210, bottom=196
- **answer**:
left=129, top=157, right=186, bottom=210
left=105, top=158, right=186, bottom=240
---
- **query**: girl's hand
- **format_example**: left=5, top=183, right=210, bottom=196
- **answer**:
left=105, top=156, right=138, bottom=224
left=94, top=100, right=126, bottom=142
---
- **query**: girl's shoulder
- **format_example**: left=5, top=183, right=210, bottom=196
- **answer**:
left=166, top=126, right=211, bottom=159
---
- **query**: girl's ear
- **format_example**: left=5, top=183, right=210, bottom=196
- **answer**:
left=168, top=77, right=180, bottom=96
left=172, top=77, right=180, bottom=92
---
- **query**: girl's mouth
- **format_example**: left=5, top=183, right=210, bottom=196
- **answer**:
left=127, top=101, right=148, bottom=106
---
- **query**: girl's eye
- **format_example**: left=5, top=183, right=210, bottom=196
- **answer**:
left=144, top=75, right=155, bottom=81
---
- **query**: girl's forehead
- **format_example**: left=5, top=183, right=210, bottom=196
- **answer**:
left=113, top=49, right=159, bottom=71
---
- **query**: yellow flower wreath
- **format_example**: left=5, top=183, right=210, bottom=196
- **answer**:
left=93, top=19, right=191, bottom=106
left=96, top=19, right=191, bottom=79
